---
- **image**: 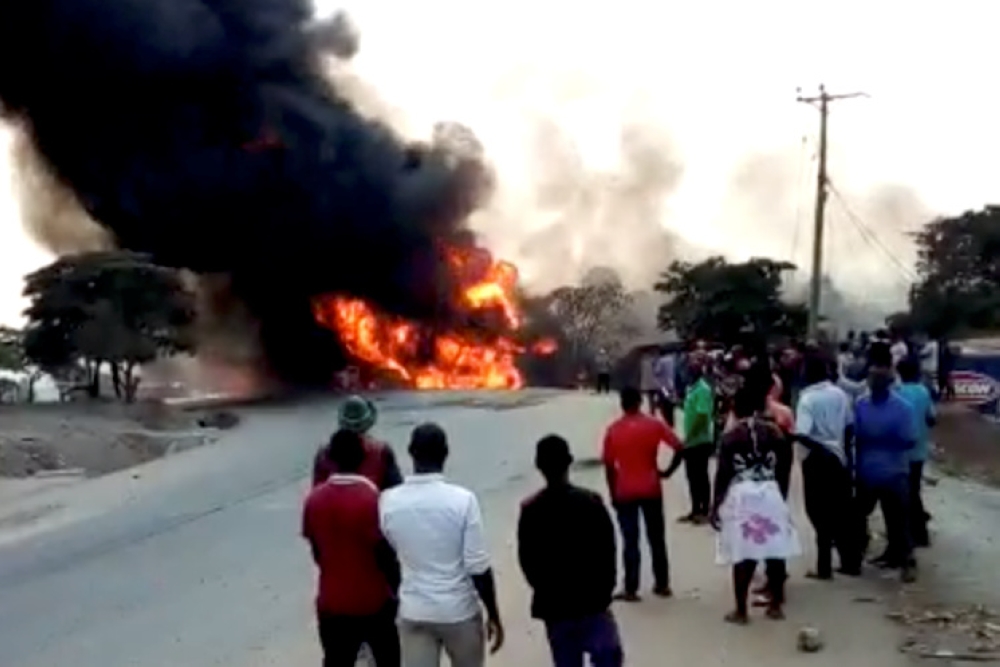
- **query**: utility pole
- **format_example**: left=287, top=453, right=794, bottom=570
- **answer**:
left=797, top=85, right=866, bottom=340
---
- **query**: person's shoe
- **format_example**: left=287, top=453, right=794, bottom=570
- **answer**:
left=677, top=513, right=696, bottom=524
left=837, top=565, right=862, bottom=577
left=805, top=570, right=833, bottom=581
left=653, top=586, right=673, bottom=598
left=690, top=514, right=709, bottom=526
left=613, top=591, right=641, bottom=603
left=901, top=563, right=918, bottom=584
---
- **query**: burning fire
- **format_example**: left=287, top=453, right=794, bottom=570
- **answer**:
left=312, top=247, right=554, bottom=389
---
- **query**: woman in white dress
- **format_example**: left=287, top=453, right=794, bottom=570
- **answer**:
left=710, top=366, right=801, bottom=624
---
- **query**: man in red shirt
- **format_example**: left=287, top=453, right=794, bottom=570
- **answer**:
left=602, top=387, right=683, bottom=602
left=303, top=429, right=401, bottom=667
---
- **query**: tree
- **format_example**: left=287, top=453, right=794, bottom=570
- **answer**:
left=546, top=267, right=638, bottom=360
left=905, top=206, right=1000, bottom=337
left=654, top=256, right=806, bottom=345
left=22, top=251, right=197, bottom=402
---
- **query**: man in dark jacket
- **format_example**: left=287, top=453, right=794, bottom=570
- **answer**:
left=517, top=435, right=623, bottom=667
left=313, top=395, right=403, bottom=491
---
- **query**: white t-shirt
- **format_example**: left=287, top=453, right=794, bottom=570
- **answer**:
left=795, top=380, right=853, bottom=465
left=380, top=474, right=490, bottom=623
left=890, top=341, right=908, bottom=367
left=921, top=340, right=939, bottom=374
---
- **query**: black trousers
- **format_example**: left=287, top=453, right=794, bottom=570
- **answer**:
left=855, top=474, right=913, bottom=567
left=802, top=450, right=855, bottom=576
left=317, top=603, right=400, bottom=667
left=596, top=373, right=612, bottom=394
left=615, top=497, right=669, bottom=594
left=683, top=444, right=713, bottom=516
left=909, top=461, right=930, bottom=546
left=656, top=394, right=676, bottom=426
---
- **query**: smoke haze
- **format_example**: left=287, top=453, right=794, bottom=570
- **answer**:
left=0, top=1, right=953, bottom=370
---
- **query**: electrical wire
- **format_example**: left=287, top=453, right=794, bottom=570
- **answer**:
left=827, top=180, right=917, bottom=284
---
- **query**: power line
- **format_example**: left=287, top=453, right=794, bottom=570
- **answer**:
left=827, top=181, right=917, bottom=284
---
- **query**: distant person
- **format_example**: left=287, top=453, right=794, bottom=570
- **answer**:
left=795, top=354, right=858, bottom=579
left=652, top=347, right=678, bottom=426
left=763, top=373, right=795, bottom=499
left=380, top=424, right=504, bottom=667
left=938, top=341, right=956, bottom=401
left=836, top=342, right=854, bottom=380
left=602, top=387, right=683, bottom=601
left=638, top=352, right=658, bottom=413
left=711, top=373, right=800, bottom=624
left=853, top=347, right=918, bottom=583
left=595, top=349, right=612, bottom=394
left=519, top=435, right=624, bottom=667
left=919, top=337, right=939, bottom=395
left=313, top=395, right=403, bottom=490
left=303, top=429, right=401, bottom=667
left=663, top=355, right=714, bottom=524
left=896, top=359, right=936, bottom=548
left=890, top=334, right=909, bottom=370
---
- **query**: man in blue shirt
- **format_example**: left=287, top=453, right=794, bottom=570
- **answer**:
left=895, top=359, right=936, bottom=548
left=853, top=346, right=918, bottom=583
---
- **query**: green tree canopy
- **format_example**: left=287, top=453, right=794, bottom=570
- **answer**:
left=654, top=256, right=806, bottom=345
left=22, top=251, right=197, bottom=402
left=907, top=206, right=1000, bottom=337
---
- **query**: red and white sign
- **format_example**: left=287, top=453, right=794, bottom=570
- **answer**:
left=949, top=370, right=1000, bottom=405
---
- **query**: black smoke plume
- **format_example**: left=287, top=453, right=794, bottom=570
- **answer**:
left=0, top=1, right=494, bottom=384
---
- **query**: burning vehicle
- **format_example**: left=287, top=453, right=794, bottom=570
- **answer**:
left=0, top=0, right=552, bottom=390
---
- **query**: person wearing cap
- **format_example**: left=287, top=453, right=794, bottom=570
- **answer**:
left=313, top=395, right=403, bottom=491
left=518, top=435, right=623, bottom=667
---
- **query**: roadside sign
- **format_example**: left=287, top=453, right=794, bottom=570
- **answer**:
left=949, top=370, right=1000, bottom=405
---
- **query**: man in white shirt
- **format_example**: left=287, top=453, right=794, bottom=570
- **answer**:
left=920, top=338, right=939, bottom=391
left=379, top=423, right=504, bottom=667
left=794, top=354, right=859, bottom=579
left=890, top=335, right=909, bottom=370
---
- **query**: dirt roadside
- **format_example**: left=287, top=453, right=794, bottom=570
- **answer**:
left=0, top=401, right=239, bottom=480
left=879, top=403, right=1000, bottom=661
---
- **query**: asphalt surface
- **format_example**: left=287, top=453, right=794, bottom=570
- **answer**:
left=0, top=389, right=922, bottom=666
left=0, top=390, right=567, bottom=667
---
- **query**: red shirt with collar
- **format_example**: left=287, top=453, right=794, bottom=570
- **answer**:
left=302, top=474, right=393, bottom=615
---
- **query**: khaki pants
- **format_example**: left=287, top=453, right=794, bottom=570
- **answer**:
left=397, top=615, right=484, bottom=667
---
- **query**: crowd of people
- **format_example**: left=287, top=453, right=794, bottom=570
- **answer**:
left=301, top=328, right=939, bottom=667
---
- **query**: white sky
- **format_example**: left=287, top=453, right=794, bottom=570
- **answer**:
left=1, top=0, right=997, bottom=324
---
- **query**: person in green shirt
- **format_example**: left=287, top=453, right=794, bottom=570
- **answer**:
left=663, top=353, right=715, bottom=524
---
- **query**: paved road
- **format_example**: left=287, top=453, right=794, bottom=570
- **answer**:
left=0, top=390, right=914, bottom=666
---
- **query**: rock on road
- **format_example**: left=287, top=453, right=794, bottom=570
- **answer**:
left=0, top=391, right=912, bottom=667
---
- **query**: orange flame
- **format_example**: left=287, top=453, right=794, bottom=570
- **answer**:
left=312, top=247, right=553, bottom=390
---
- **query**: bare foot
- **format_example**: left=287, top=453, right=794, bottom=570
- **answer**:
left=724, top=611, right=749, bottom=625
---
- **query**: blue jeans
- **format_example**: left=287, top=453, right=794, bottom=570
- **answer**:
left=545, top=611, right=623, bottom=667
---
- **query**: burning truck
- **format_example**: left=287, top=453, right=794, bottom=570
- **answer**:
left=0, top=0, right=552, bottom=390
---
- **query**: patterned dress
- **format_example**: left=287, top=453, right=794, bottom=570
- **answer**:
left=715, top=417, right=801, bottom=565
